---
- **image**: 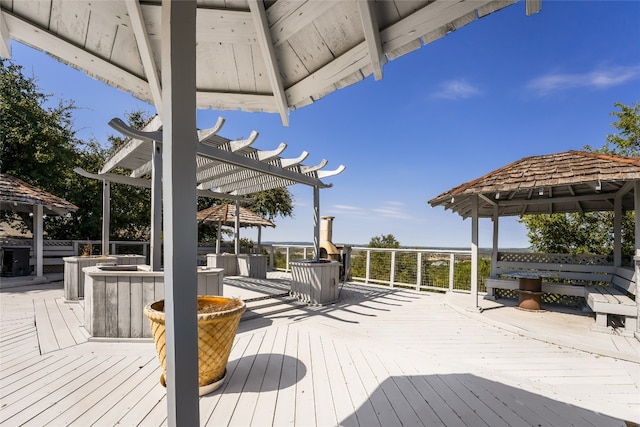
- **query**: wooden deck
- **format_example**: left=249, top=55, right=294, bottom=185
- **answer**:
left=1, top=274, right=639, bottom=426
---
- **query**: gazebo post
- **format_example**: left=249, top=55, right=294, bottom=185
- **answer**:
left=160, top=0, right=199, bottom=424
left=216, top=220, right=222, bottom=254
left=257, top=226, right=262, bottom=255
left=634, top=181, right=640, bottom=340
left=488, top=205, right=499, bottom=299
left=151, top=141, right=162, bottom=271
left=33, top=204, right=43, bottom=277
left=614, top=193, right=622, bottom=267
left=470, top=195, right=480, bottom=311
left=102, top=180, right=110, bottom=255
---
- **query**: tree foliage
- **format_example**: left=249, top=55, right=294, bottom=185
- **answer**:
left=520, top=102, right=639, bottom=261
left=367, top=234, right=400, bottom=248
left=1, top=59, right=295, bottom=243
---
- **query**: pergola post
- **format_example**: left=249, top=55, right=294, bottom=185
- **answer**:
left=151, top=141, right=162, bottom=271
left=234, top=201, right=240, bottom=254
left=102, top=180, right=110, bottom=255
left=313, top=186, right=320, bottom=262
left=161, top=0, right=199, bottom=424
left=33, top=204, right=43, bottom=277
left=470, top=195, right=480, bottom=311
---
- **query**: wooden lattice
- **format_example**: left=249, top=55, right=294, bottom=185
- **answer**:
left=498, top=252, right=611, bottom=266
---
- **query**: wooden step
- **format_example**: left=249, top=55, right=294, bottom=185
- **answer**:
left=241, top=294, right=307, bottom=321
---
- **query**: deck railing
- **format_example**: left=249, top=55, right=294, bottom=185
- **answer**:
left=265, top=244, right=484, bottom=293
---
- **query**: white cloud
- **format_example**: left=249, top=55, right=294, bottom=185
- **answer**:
left=432, top=79, right=482, bottom=100
left=526, top=64, right=640, bottom=96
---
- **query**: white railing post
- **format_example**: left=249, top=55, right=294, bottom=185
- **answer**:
left=449, top=253, right=455, bottom=292
left=269, top=245, right=274, bottom=270
left=111, top=242, right=116, bottom=255
left=303, top=247, right=307, bottom=259
left=365, top=250, right=371, bottom=284
left=390, top=251, right=396, bottom=288
left=286, top=247, right=291, bottom=272
left=416, top=252, right=422, bottom=291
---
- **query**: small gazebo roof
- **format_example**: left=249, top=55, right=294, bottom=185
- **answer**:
left=428, top=150, right=640, bottom=218
left=197, top=204, right=275, bottom=228
left=0, top=173, right=78, bottom=216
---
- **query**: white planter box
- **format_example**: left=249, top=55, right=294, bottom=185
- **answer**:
left=206, top=253, right=238, bottom=276
left=290, top=260, right=341, bottom=305
left=237, top=254, right=267, bottom=279
left=63, top=256, right=117, bottom=300
left=83, top=265, right=225, bottom=338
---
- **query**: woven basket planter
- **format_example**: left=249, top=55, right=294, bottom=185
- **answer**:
left=144, top=296, right=246, bottom=395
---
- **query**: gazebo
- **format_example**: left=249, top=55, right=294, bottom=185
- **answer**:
left=429, top=150, right=640, bottom=337
left=0, top=173, right=78, bottom=278
left=197, top=203, right=275, bottom=255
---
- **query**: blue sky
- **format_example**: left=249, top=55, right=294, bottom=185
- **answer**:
left=7, top=1, right=640, bottom=248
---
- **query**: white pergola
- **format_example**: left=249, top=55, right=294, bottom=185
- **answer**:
left=76, top=114, right=344, bottom=269
left=1, top=1, right=540, bottom=424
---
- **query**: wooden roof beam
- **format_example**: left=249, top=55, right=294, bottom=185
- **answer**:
left=357, top=0, right=384, bottom=81
left=196, top=141, right=330, bottom=189
left=74, top=167, right=247, bottom=201
left=248, top=0, right=290, bottom=126
left=124, top=0, right=162, bottom=113
left=0, top=11, right=10, bottom=58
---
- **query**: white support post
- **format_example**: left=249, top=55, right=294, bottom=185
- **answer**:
left=269, top=245, right=274, bottom=270
left=286, top=247, right=290, bottom=271
left=102, top=180, right=110, bottom=255
left=365, top=250, right=371, bottom=284
left=161, top=0, right=199, bottom=425
left=234, top=201, right=240, bottom=254
left=614, top=194, right=622, bottom=267
left=470, top=195, right=480, bottom=311
left=34, top=205, right=43, bottom=277
left=416, top=252, right=422, bottom=291
left=216, top=221, right=222, bottom=254
left=491, top=206, right=499, bottom=277
left=449, top=253, right=455, bottom=292
left=634, top=181, right=640, bottom=341
left=313, top=186, right=320, bottom=262
left=390, top=251, right=396, bottom=288
left=151, top=140, right=162, bottom=271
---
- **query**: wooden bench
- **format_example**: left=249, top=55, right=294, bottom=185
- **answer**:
left=485, top=261, right=614, bottom=299
left=584, top=267, right=637, bottom=336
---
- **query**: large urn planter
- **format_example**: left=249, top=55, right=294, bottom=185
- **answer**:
left=144, top=296, right=246, bottom=395
left=290, top=259, right=341, bottom=305
left=63, top=255, right=116, bottom=300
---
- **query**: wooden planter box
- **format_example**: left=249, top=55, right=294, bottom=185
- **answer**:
left=83, top=265, right=225, bottom=339
left=206, top=253, right=237, bottom=276
left=113, top=254, right=146, bottom=265
left=63, top=256, right=116, bottom=301
left=237, top=254, right=267, bottom=279
left=290, top=260, right=341, bottom=305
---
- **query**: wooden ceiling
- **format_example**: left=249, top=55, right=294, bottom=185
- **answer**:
left=0, top=0, right=527, bottom=125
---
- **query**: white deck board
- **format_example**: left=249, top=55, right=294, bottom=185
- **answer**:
left=0, top=277, right=638, bottom=426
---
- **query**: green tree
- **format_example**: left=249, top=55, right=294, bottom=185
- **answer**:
left=368, top=234, right=400, bottom=248
left=0, top=58, right=102, bottom=239
left=520, top=102, right=639, bottom=261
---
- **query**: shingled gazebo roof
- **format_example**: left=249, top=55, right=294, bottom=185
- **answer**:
left=0, top=173, right=78, bottom=216
left=197, top=203, right=275, bottom=228
left=428, top=151, right=640, bottom=218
